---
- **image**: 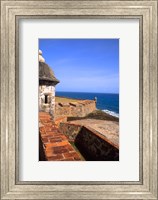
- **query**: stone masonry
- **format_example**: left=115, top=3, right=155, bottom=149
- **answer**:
left=55, top=99, right=96, bottom=118
left=59, top=119, right=119, bottom=161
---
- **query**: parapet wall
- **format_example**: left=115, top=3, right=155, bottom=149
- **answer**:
left=55, top=100, right=96, bottom=118
left=59, top=122, right=119, bottom=161
left=59, top=123, right=82, bottom=141
left=75, top=126, right=119, bottom=161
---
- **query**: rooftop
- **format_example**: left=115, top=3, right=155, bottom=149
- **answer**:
left=39, top=62, right=60, bottom=84
left=39, top=50, right=59, bottom=84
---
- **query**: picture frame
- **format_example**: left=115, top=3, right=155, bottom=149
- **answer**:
left=0, top=0, right=157, bottom=199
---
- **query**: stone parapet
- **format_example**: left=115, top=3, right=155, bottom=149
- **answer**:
left=75, top=126, right=119, bottom=161
left=59, top=123, right=82, bottom=142
left=55, top=100, right=96, bottom=118
left=59, top=119, right=119, bottom=161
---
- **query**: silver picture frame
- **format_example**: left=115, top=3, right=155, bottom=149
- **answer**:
left=0, top=0, right=157, bottom=199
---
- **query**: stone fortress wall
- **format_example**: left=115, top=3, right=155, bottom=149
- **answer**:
left=54, top=98, right=119, bottom=161
left=59, top=122, right=119, bottom=161
left=55, top=100, right=96, bottom=118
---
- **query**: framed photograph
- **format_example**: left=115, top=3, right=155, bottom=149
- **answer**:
left=1, top=0, right=157, bottom=199
left=38, top=38, right=119, bottom=162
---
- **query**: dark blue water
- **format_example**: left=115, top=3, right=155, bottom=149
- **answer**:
left=56, top=91, right=119, bottom=118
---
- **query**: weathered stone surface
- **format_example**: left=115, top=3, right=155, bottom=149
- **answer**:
left=39, top=85, right=56, bottom=116
left=68, top=119, right=119, bottom=149
left=59, top=119, right=119, bottom=161
left=55, top=100, right=96, bottom=118
left=59, top=123, right=82, bottom=141
left=39, top=62, right=59, bottom=84
left=75, top=126, right=119, bottom=161
left=39, top=112, right=119, bottom=161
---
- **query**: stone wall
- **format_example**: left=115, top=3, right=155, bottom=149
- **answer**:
left=39, top=133, right=47, bottom=161
left=75, top=126, right=119, bottom=161
left=59, top=123, right=82, bottom=142
left=55, top=100, right=96, bottom=118
left=39, top=85, right=55, bottom=116
left=59, top=123, right=119, bottom=161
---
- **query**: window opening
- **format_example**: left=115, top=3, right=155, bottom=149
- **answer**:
left=45, top=95, right=48, bottom=104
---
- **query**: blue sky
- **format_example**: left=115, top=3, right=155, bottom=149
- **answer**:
left=39, top=39, right=119, bottom=94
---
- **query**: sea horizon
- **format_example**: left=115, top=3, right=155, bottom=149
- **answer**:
left=56, top=91, right=119, bottom=118
left=56, top=90, right=119, bottom=95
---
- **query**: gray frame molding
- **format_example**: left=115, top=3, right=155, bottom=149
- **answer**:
left=0, top=0, right=157, bottom=199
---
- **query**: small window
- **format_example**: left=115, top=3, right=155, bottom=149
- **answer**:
left=45, top=95, right=48, bottom=104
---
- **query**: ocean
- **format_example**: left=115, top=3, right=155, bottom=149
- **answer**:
left=56, top=91, right=119, bottom=118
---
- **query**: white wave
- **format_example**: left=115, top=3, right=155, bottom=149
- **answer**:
left=102, top=109, right=119, bottom=118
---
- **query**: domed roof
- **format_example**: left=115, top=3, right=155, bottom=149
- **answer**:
left=38, top=50, right=59, bottom=85
left=39, top=61, right=60, bottom=84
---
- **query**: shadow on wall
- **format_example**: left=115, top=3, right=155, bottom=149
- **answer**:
left=39, top=133, right=47, bottom=161
left=74, top=126, right=119, bottom=161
